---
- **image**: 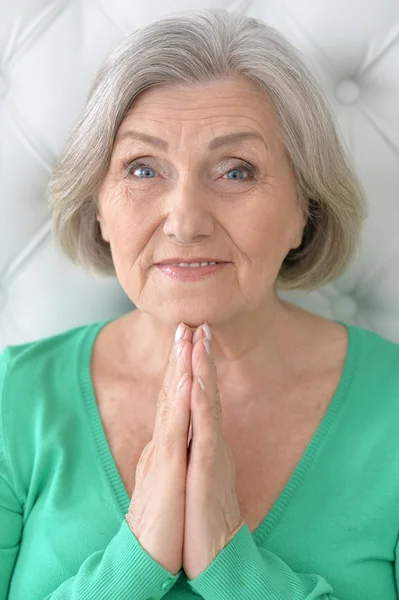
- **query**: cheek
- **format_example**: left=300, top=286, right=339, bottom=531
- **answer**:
left=103, top=190, right=145, bottom=251
left=231, top=200, right=290, bottom=259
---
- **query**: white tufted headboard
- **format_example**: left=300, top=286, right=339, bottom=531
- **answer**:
left=1, top=0, right=398, bottom=351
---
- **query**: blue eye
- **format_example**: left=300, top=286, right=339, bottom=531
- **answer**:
left=130, top=163, right=156, bottom=178
left=223, top=166, right=254, bottom=180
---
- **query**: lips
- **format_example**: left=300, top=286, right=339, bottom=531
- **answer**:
left=156, top=261, right=228, bottom=281
left=157, top=258, right=226, bottom=265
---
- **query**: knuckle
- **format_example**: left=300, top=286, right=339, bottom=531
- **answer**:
left=158, top=386, right=168, bottom=406
left=159, top=429, right=185, bottom=461
left=212, top=402, right=222, bottom=422
left=158, top=401, right=171, bottom=426
left=156, top=387, right=172, bottom=419
left=161, top=425, right=178, bottom=449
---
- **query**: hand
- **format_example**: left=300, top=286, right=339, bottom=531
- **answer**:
left=125, top=323, right=194, bottom=575
left=183, top=323, right=245, bottom=580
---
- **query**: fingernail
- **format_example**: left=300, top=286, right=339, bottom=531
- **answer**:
left=203, top=338, right=211, bottom=356
left=175, top=323, right=185, bottom=343
left=197, top=376, right=206, bottom=393
left=202, top=322, right=212, bottom=341
left=177, top=341, right=184, bottom=357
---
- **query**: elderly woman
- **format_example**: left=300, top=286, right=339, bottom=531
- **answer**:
left=1, top=6, right=399, bottom=600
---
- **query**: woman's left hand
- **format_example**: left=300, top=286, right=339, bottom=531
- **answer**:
left=183, top=323, right=246, bottom=580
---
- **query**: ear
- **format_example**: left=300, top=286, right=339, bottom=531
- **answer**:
left=290, top=211, right=307, bottom=250
left=96, top=211, right=110, bottom=243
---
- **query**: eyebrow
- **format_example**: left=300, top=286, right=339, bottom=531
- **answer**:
left=114, top=129, right=266, bottom=151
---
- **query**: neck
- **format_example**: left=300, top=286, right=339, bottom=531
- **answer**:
left=121, top=298, right=310, bottom=394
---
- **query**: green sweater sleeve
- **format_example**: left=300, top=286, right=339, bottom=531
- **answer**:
left=0, top=348, right=181, bottom=600
left=187, top=523, right=339, bottom=599
left=39, top=520, right=181, bottom=599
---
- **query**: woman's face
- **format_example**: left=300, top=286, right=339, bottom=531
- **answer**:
left=97, top=78, right=306, bottom=327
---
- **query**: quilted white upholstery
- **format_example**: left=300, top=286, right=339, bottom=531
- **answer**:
left=0, top=0, right=398, bottom=351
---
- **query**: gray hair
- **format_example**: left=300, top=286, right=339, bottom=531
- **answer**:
left=47, top=7, right=367, bottom=291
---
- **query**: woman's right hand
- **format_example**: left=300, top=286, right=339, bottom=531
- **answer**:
left=125, top=322, right=193, bottom=575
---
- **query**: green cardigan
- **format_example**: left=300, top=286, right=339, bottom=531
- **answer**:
left=1, top=317, right=399, bottom=599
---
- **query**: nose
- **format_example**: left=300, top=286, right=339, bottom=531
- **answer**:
left=162, top=181, right=215, bottom=243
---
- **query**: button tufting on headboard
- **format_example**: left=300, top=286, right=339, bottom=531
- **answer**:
left=335, top=79, right=361, bottom=104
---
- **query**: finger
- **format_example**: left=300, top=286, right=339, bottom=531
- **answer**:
left=191, top=330, right=222, bottom=440
left=192, top=326, right=216, bottom=384
left=189, top=327, right=207, bottom=450
left=153, top=323, right=192, bottom=448
left=191, top=376, right=222, bottom=452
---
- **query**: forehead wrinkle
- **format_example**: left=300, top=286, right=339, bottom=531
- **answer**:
left=114, top=129, right=268, bottom=154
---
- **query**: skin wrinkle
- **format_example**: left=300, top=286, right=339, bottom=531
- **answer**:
left=96, top=78, right=309, bottom=398
left=115, top=129, right=267, bottom=154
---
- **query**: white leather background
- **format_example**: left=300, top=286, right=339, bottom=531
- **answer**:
left=0, top=0, right=398, bottom=351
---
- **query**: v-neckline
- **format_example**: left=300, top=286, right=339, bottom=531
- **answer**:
left=79, top=316, right=360, bottom=544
